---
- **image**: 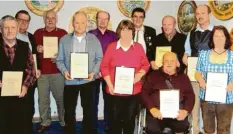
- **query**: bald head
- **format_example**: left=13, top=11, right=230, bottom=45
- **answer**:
left=163, top=52, right=179, bottom=75
left=72, top=11, right=87, bottom=36
left=162, top=15, right=176, bottom=36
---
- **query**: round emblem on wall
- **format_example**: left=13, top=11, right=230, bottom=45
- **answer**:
left=25, top=0, right=64, bottom=16
left=209, top=1, right=233, bottom=20
left=117, top=0, right=150, bottom=18
left=177, top=1, right=197, bottom=35
left=68, top=7, right=112, bottom=33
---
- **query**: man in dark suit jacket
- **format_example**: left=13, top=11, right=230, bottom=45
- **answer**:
left=131, top=7, right=156, bottom=65
left=15, top=10, right=41, bottom=134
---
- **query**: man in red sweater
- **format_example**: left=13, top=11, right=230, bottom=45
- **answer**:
left=141, top=52, right=195, bottom=134
left=34, top=10, right=67, bottom=133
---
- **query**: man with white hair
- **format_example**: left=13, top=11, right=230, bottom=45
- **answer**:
left=34, top=10, right=67, bottom=133
left=56, top=11, right=102, bottom=134
left=0, top=15, right=36, bottom=134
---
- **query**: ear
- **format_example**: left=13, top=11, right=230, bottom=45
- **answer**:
left=176, top=59, right=180, bottom=67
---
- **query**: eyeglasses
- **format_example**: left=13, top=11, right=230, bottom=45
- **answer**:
left=17, top=18, right=30, bottom=23
left=132, top=16, right=144, bottom=20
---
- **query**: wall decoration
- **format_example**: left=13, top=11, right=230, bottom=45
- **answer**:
left=68, top=7, right=112, bottom=33
left=177, top=1, right=197, bottom=35
left=117, top=0, right=150, bottom=18
left=230, top=28, right=233, bottom=50
left=25, top=0, right=64, bottom=16
left=209, top=1, right=233, bottom=20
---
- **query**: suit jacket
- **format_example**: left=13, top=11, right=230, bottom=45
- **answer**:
left=143, top=25, right=156, bottom=62
left=27, top=32, right=40, bottom=70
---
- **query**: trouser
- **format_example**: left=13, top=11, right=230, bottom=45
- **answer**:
left=93, top=78, right=107, bottom=127
left=191, top=81, right=202, bottom=133
left=0, top=96, right=30, bottom=134
left=37, top=73, right=65, bottom=126
left=201, top=101, right=233, bottom=134
left=64, top=81, right=97, bottom=134
left=106, top=93, right=140, bottom=134
left=146, top=113, right=189, bottom=134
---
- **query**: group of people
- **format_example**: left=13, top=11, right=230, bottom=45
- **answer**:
left=0, top=3, right=232, bottom=134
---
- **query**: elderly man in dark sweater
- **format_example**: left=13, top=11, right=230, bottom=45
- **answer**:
left=151, top=16, right=186, bottom=72
left=141, top=52, right=195, bottom=134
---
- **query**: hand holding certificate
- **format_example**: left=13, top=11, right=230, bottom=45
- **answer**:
left=205, top=72, right=228, bottom=103
left=155, top=46, right=171, bottom=67
left=114, top=66, right=135, bottom=95
left=187, top=57, right=198, bottom=81
left=1, top=71, right=23, bottom=96
left=43, top=36, right=58, bottom=58
left=70, top=53, right=89, bottom=79
left=160, top=90, right=179, bottom=118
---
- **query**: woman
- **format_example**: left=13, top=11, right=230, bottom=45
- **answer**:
left=100, top=20, right=150, bottom=134
left=195, top=25, right=233, bottom=134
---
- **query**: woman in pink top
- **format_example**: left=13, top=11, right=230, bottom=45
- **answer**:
left=100, top=20, right=150, bottom=134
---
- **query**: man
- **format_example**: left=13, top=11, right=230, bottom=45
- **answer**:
left=151, top=16, right=186, bottom=72
left=34, top=10, right=67, bottom=132
left=56, top=11, right=102, bottom=134
left=131, top=7, right=156, bottom=66
left=0, top=16, right=36, bottom=134
left=141, top=52, right=195, bottom=134
left=15, top=10, right=41, bottom=134
left=88, top=11, right=118, bottom=129
left=182, top=4, right=213, bottom=134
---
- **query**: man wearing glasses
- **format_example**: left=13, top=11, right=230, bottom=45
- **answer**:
left=131, top=7, right=156, bottom=72
left=15, top=10, right=41, bottom=134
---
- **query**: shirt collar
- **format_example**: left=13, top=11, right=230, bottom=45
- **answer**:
left=73, top=32, right=86, bottom=41
left=116, top=40, right=134, bottom=50
left=17, top=31, right=28, bottom=36
left=3, top=39, right=17, bottom=48
left=195, top=24, right=214, bottom=32
left=97, top=28, right=109, bottom=35
left=136, top=25, right=145, bottom=32
left=164, top=30, right=176, bottom=41
left=43, top=27, right=58, bottom=32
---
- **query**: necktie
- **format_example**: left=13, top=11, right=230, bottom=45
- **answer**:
left=136, top=30, right=139, bottom=42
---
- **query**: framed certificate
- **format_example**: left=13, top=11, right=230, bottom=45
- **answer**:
left=160, top=89, right=179, bottom=118
left=1, top=71, right=23, bottom=96
left=187, top=57, right=198, bottom=81
left=43, top=36, right=58, bottom=58
left=114, top=66, right=135, bottom=95
left=70, top=52, right=89, bottom=79
left=205, top=72, right=228, bottom=103
left=155, top=46, right=171, bottom=67
left=33, top=54, right=37, bottom=72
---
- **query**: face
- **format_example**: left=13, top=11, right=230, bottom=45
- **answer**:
left=213, top=29, right=226, bottom=48
left=162, top=17, right=176, bottom=35
left=120, top=27, right=133, bottom=40
left=163, top=53, right=177, bottom=74
left=2, top=19, right=18, bottom=41
left=97, top=12, right=109, bottom=29
left=195, top=5, right=210, bottom=25
left=73, top=13, right=87, bottom=36
left=131, top=12, right=144, bottom=29
left=16, top=13, right=30, bottom=33
left=44, top=11, right=57, bottom=29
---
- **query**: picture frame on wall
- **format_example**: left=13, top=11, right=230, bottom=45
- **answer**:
left=209, top=1, right=233, bottom=20
left=177, top=1, right=197, bottom=35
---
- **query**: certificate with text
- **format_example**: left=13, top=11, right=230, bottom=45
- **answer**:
left=155, top=46, right=171, bottom=67
left=187, top=57, right=198, bottom=81
left=114, top=66, right=135, bottom=95
left=1, top=71, right=23, bottom=96
left=205, top=72, right=227, bottom=103
left=43, top=36, right=58, bottom=58
left=160, top=89, right=179, bottom=118
left=70, top=53, right=88, bottom=79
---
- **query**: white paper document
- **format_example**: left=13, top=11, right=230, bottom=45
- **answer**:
left=43, top=36, right=58, bottom=58
left=160, top=90, right=179, bottom=118
left=1, top=71, right=23, bottom=96
left=114, top=67, right=135, bottom=95
left=187, top=57, right=198, bottom=81
left=70, top=53, right=88, bottom=79
left=33, top=54, right=37, bottom=72
left=205, top=72, right=228, bottom=103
